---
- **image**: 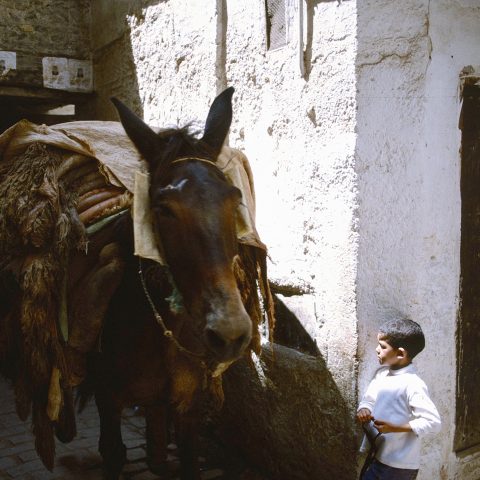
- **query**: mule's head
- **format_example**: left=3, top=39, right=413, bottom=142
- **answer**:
left=112, top=88, right=252, bottom=363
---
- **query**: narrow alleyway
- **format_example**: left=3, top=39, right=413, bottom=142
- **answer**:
left=0, top=378, right=265, bottom=480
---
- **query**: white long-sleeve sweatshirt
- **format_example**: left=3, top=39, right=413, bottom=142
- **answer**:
left=358, top=363, right=441, bottom=470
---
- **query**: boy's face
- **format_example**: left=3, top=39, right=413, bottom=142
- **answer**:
left=376, top=333, right=407, bottom=368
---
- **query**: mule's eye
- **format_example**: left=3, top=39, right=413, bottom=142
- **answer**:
left=154, top=203, right=176, bottom=219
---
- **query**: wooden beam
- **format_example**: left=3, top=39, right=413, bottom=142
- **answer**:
left=0, top=85, right=94, bottom=104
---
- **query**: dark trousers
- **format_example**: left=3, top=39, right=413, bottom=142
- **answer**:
left=363, top=459, right=418, bottom=480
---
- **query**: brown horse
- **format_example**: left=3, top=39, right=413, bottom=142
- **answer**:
left=80, top=88, right=255, bottom=480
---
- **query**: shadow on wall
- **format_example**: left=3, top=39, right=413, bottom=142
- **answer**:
left=303, top=0, right=340, bottom=81
left=88, top=1, right=167, bottom=120
left=273, top=294, right=321, bottom=356
left=216, top=294, right=357, bottom=480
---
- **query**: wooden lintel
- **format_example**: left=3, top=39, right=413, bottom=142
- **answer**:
left=0, top=85, right=94, bottom=104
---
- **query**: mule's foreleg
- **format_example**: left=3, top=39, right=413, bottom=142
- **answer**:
left=146, top=404, right=175, bottom=477
left=169, top=363, right=205, bottom=479
left=95, top=392, right=126, bottom=480
left=175, top=411, right=201, bottom=480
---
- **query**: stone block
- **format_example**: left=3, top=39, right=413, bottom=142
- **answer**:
left=217, top=343, right=356, bottom=480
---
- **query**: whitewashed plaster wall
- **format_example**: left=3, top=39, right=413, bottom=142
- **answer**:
left=356, top=1, right=480, bottom=479
left=90, top=0, right=221, bottom=123
left=125, top=1, right=220, bottom=127
left=224, top=0, right=358, bottom=405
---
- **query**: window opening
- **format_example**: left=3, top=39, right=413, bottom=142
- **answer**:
left=265, top=0, right=287, bottom=50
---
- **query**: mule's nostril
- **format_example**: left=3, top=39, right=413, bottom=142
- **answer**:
left=205, top=328, right=227, bottom=351
left=235, top=334, right=247, bottom=349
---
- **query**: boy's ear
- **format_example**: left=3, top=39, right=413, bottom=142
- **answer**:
left=397, top=347, right=408, bottom=359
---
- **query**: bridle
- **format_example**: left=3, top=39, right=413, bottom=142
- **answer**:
left=138, top=257, right=207, bottom=365
left=171, top=156, right=220, bottom=169
left=138, top=259, right=235, bottom=382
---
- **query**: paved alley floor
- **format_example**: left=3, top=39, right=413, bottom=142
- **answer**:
left=0, top=378, right=265, bottom=480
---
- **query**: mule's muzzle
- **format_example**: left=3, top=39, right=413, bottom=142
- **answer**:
left=204, top=309, right=252, bottom=362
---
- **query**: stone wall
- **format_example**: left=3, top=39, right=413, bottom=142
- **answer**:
left=0, top=0, right=90, bottom=87
left=0, top=0, right=90, bottom=57
left=220, top=344, right=356, bottom=480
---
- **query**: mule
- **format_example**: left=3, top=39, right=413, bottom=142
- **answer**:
left=78, top=87, right=254, bottom=480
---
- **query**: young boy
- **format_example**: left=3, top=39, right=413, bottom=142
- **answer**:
left=357, top=317, right=441, bottom=480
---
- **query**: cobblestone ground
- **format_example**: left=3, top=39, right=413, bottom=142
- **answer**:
left=0, top=378, right=266, bottom=480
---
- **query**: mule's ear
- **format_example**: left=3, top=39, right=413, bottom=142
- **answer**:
left=201, top=87, right=234, bottom=156
left=111, top=97, right=163, bottom=165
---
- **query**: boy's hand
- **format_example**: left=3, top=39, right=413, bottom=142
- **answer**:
left=374, top=419, right=412, bottom=433
left=356, top=408, right=373, bottom=424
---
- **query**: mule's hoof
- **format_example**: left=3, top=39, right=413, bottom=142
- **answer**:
left=147, top=459, right=179, bottom=478
left=103, top=471, right=122, bottom=480
left=55, top=423, right=76, bottom=444
left=100, top=442, right=126, bottom=480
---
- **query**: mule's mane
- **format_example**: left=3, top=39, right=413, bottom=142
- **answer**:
left=152, top=126, right=225, bottom=183
left=158, top=126, right=216, bottom=164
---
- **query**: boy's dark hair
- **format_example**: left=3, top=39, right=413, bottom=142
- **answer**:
left=378, top=318, right=425, bottom=359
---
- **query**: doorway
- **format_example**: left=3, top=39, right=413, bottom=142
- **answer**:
left=456, top=82, right=480, bottom=452
left=0, top=90, right=91, bottom=135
